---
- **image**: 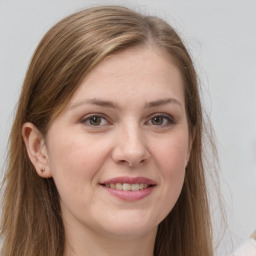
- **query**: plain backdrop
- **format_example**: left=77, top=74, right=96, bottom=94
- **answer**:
left=0, top=0, right=255, bottom=255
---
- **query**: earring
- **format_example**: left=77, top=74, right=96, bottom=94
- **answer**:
left=41, top=168, right=45, bottom=173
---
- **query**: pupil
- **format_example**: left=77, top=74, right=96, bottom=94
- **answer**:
left=153, top=116, right=163, bottom=125
left=90, top=116, right=101, bottom=125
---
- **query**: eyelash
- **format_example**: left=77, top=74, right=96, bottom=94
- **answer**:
left=80, top=113, right=175, bottom=127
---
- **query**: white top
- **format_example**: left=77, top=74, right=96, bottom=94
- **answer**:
left=231, top=231, right=256, bottom=256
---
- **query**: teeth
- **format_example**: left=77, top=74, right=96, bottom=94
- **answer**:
left=116, top=183, right=122, bottom=190
left=105, top=183, right=150, bottom=191
left=122, top=183, right=131, bottom=191
left=131, top=184, right=139, bottom=191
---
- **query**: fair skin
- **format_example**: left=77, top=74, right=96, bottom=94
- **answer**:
left=23, top=46, right=191, bottom=256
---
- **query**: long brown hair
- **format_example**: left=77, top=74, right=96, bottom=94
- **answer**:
left=1, top=6, right=214, bottom=255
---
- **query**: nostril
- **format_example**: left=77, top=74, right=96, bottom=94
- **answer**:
left=119, top=160, right=127, bottom=164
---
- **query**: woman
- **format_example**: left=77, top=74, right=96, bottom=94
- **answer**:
left=0, top=6, right=215, bottom=256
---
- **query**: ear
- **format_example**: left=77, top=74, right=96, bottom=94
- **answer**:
left=22, top=122, right=52, bottom=178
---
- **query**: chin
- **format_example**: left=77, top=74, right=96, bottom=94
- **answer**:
left=103, top=224, right=157, bottom=240
left=97, top=213, right=159, bottom=239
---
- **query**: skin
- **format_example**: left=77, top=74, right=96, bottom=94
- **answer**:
left=23, top=46, right=192, bottom=256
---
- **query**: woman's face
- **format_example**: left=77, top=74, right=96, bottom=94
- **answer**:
left=45, top=47, right=191, bottom=240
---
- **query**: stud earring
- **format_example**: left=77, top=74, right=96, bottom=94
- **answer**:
left=41, top=168, right=45, bottom=173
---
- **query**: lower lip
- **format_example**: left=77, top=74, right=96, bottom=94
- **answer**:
left=101, top=186, right=155, bottom=201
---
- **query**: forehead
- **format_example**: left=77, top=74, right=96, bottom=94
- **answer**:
left=68, top=46, right=185, bottom=108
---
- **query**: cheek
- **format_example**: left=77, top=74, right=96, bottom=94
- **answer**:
left=152, top=133, right=188, bottom=206
left=45, top=131, right=114, bottom=218
left=154, top=132, right=189, bottom=173
left=46, top=132, right=109, bottom=193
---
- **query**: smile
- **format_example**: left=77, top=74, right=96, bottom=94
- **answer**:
left=103, top=183, right=150, bottom=191
left=100, top=177, right=156, bottom=201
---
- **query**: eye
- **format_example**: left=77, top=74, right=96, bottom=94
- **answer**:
left=81, top=114, right=109, bottom=126
left=148, top=114, right=174, bottom=126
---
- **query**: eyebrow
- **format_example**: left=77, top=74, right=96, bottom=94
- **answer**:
left=69, top=98, right=182, bottom=110
left=70, top=99, right=119, bottom=110
left=145, top=98, right=182, bottom=108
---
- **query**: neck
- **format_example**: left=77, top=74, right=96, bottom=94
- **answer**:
left=63, top=223, right=157, bottom=256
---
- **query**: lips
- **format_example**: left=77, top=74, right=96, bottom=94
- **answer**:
left=106, top=183, right=149, bottom=191
left=100, top=176, right=156, bottom=201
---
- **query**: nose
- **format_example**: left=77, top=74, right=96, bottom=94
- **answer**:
left=111, top=123, right=150, bottom=167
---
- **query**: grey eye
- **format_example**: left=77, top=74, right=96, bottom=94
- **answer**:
left=151, top=116, right=164, bottom=125
left=82, top=115, right=109, bottom=126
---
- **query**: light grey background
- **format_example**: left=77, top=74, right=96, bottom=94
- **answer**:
left=0, top=1, right=255, bottom=255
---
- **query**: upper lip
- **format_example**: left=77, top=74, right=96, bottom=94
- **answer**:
left=100, top=176, right=156, bottom=185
